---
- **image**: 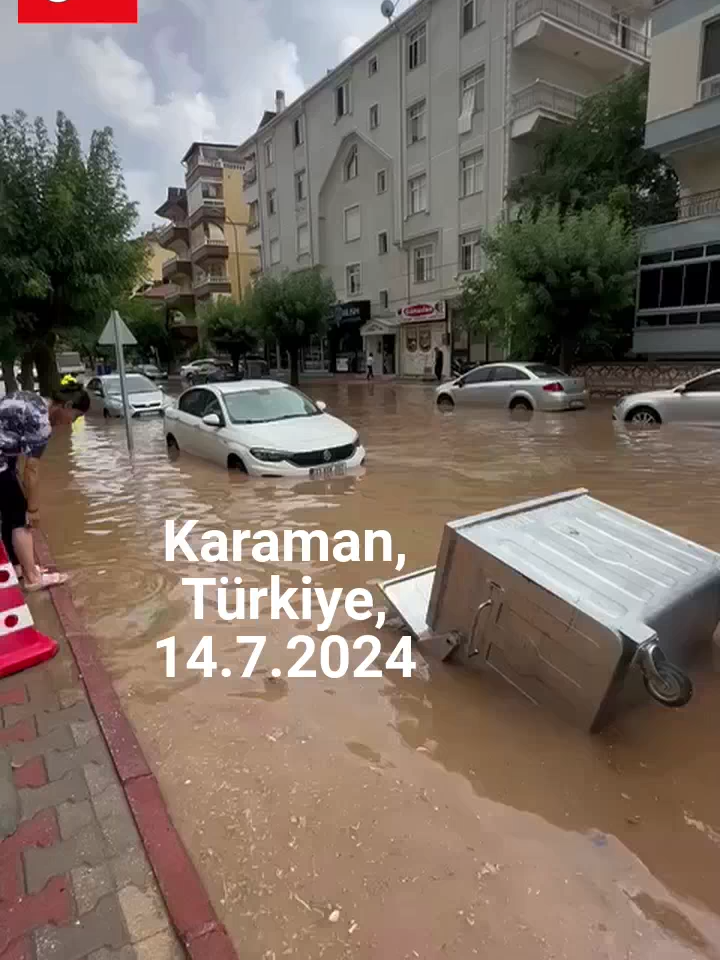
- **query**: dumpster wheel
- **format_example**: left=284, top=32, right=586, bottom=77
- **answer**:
left=642, top=656, right=693, bottom=708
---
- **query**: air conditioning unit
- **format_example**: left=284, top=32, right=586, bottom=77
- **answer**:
left=699, top=75, right=720, bottom=101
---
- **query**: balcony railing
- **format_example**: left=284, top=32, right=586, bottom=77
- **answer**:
left=511, top=80, right=585, bottom=121
left=199, top=197, right=225, bottom=207
left=515, top=0, right=650, bottom=59
left=678, top=190, right=720, bottom=221
left=191, top=239, right=228, bottom=254
left=698, top=73, right=720, bottom=102
left=243, top=167, right=258, bottom=188
left=156, top=219, right=188, bottom=244
left=193, top=275, right=230, bottom=288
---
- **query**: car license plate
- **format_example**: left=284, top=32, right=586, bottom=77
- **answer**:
left=569, top=399, right=585, bottom=409
left=310, top=463, right=347, bottom=479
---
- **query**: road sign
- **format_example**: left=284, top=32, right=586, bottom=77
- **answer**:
left=98, top=311, right=137, bottom=346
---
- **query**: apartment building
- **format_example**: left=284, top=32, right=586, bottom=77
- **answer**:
left=635, top=0, right=720, bottom=358
left=238, top=0, right=650, bottom=377
left=153, top=144, right=260, bottom=343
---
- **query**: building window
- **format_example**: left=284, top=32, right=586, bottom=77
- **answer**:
left=376, top=169, right=387, bottom=194
left=297, top=223, right=310, bottom=255
left=344, top=205, right=361, bottom=242
left=248, top=200, right=259, bottom=229
left=269, top=238, right=281, bottom=264
left=266, top=189, right=277, bottom=216
left=460, top=232, right=482, bottom=272
left=462, top=0, right=481, bottom=33
left=346, top=263, right=361, bottom=296
left=414, top=244, right=435, bottom=283
left=336, top=80, right=351, bottom=119
left=378, top=231, right=389, bottom=255
left=264, top=139, right=274, bottom=166
left=344, top=146, right=358, bottom=180
left=379, top=289, right=389, bottom=309
left=460, top=151, right=483, bottom=197
left=408, top=173, right=427, bottom=214
left=407, top=23, right=427, bottom=70
left=369, top=104, right=380, bottom=130
left=459, top=66, right=485, bottom=134
left=408, top=99, right=427, bottom=143
left=701, top=19, right=720, bottom=91
left=201, top=181, right=222, bottom=200
left=368, top=55, right=378, bottom=76
left=295, top=169, right=307, bottom=202
left=293, top=116, right=305, bottom=148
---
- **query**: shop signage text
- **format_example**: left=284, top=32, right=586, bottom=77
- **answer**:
left=397, top=301, right=446, bottom=323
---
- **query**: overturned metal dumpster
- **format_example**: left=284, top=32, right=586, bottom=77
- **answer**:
left=380, top=489, right=720, bottom=732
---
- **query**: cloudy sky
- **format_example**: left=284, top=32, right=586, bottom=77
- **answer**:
left=3, top=0, right=400, bottom=231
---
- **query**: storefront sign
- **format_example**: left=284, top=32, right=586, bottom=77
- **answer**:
left=397, top=301, right=446, bottom=323
left=334, top=300, right=371, bottom=325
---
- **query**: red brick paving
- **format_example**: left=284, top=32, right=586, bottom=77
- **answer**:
left=0, top=719, right=36, bottom=747
left=0, top=687, right=26, bottom=708
left=0, top=876, right=72, bottom=955
left=0, top=810, right=59, bottom=904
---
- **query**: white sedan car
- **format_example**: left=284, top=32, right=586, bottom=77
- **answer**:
left=164, top=380, right=366, bottom=478
left=86, top=374, right=172, bottom=418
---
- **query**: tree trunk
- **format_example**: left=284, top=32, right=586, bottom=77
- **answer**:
left=559, top=336, right=576, bottom=374
left=289, top=348, right=300, bottom=387
left=2, top=360, right=18, bottom=394
left=34, top=342, right=59, bottom=397
left=20, top=353, right=35, bottom=391
left=230, top=348, right=241, bottom=377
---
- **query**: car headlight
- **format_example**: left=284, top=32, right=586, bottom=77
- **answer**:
left=250, top=448, right=291, bottom=463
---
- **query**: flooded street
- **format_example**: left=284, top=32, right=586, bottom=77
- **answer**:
left=38, top=383, right=720, bottom=959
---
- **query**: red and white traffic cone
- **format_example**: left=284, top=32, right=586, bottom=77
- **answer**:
left=0, top=541, right=59, bottom=679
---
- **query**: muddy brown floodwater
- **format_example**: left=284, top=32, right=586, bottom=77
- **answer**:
left=38, top=382, right=720, bottom=959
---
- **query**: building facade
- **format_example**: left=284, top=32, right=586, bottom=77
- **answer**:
left=238, top=0, right=650, bottom=376
left=153, top=144, right=260, bottom=345
left=635, top=0, right=720, bottom=358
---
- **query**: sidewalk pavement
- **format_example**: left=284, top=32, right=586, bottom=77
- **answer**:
left=0, top=589, right=185, bottom=960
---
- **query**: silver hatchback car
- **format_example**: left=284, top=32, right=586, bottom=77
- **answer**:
left=613, top=368, right=720, bottom=426
left=436, top=362, right=588, bottom=412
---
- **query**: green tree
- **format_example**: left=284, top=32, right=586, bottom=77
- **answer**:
left=0, top=110, right=146, bottom=394
left=119, top=298, right=173, bottom=364
left=459, top=204, right=639, bottom=370
left=198, top=296, right=256, bottom=375
left=508, top=69, right=678, bottom=229
left=251, top=269, right=336, bottom=386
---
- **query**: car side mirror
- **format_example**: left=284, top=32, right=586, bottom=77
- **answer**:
left=202, top=413, right=222, bottom=427
left=316, top=400, right=327, bottom=411
left=456, top=378, right=465, bottom=388
left=675, top=385, right=687, bottom=394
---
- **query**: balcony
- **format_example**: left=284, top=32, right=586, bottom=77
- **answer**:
left=510, top=80, right=584, bottom=138
left=678, top=190, right=720, bottom=222
left=191, top=238, right=229, bottom=265
left=156, top=219, right=189, bottom=248
left=188, top=198, right=226, bottom=227
left=514, top=0, right=650, bottom=78
left=246, top=220, right=261, bottom=237
left=193, top=274, right=232, bottom=299
left=161, top=255, right=192, bottom=282
left=165, top=284, right=195, bottom=308
left=243, top=166, right=258, bottom=189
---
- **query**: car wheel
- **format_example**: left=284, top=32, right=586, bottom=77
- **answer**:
left=510, top=398, right=533, bottom=411
left=437, top=394, right=454, bottom=409
left=627, top=406, right=661, bottom=426
left=227, top=454, right=247, bottom=473
left=103, top=408, right=110, bottom=419
left=166, top=434, right=180, bottom=460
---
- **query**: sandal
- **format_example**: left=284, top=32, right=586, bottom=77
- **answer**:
left=17, top=566, right=50, bottom=582
left=24, top=571, right=69, bottom=593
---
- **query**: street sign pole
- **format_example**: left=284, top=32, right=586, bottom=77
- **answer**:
left=99, top=310, right=138, bottom=456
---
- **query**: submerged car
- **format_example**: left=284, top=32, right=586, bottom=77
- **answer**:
left=86, top=374, right=172, bottom=418
left=164, top=380, right=365, bottom=477
left=179, top=357, right=223, bottom=379
left=186, top=361, right=239, bottom=385
left=613, top=368, right=720, bottom=426
left=436, top=362, right=588, bottom=412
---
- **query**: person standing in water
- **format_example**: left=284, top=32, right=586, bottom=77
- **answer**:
left=0, top=380, right=90, bottom=591
left=434, top=346, right=444, bottom=382
left=366, top=351, right=374, bottom=380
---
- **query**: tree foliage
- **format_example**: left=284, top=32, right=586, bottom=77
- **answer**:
left=459, top=204, right=639, bottom=369
left=250, top=269, right=336, bottom=385
left=0, top=110, right=146, bottom=393
left=508, top=69, right=678, bottom=229
left=199, top=296, right=257, bottom=374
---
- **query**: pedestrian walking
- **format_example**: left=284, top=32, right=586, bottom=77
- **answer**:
left=0, top=381, right=90, bottom=591
left=434, top=347, right=444, bottom=382
left=366, top=351, right=374, bottom=380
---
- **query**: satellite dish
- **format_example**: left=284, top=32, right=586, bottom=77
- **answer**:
left=381, top=0, right=395, bottom=19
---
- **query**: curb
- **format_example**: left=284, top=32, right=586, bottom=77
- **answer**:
left=33, top=532, right=239, bottom=960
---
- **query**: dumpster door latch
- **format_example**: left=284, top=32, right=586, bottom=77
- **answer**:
left=467, top=582, right=504, bottom=659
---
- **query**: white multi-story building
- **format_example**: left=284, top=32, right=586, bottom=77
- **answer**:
left=239, top=0, right=650, bottom=377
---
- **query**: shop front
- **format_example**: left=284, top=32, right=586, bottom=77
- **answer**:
left=329, top=300, right=371, bottom=373
left=397, top=301, right=449, bottom=379
left=360, top=318, right=399, bottom=376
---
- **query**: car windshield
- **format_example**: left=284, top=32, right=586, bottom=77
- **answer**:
left=526, top=363, right=568, bottom=379
left=223, top=387, right=320, bottom=424
left=104, top=375, right=156, bottom=394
